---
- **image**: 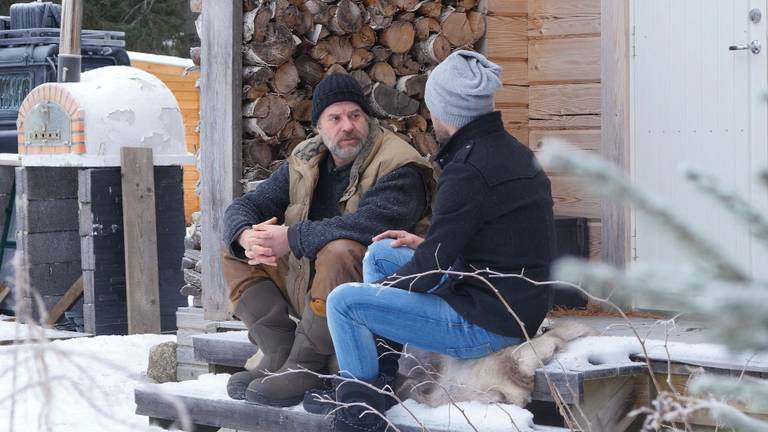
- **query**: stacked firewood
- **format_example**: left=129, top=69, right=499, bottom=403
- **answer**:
left=181, top=211, right=202, bottom=307
left=238, top=0, right=486, bottom=181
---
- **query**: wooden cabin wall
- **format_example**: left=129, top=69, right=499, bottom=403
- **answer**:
left=487, top=0, right=602, bottom=259
left=131, top=60, right=201, bottom=224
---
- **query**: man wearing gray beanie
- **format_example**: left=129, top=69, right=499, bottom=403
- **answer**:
left=319, top=50, right=557, bottom=432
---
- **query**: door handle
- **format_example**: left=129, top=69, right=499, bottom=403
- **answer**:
left=729, top=40, right=762, bottom=54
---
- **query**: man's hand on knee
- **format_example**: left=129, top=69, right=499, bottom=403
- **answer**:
left=373, top=230, right=424, bottom=249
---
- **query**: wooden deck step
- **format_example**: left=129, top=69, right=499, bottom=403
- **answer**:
left=192, top=330, right=647, bottom=405
left=135, top=383, right=569, bottom=432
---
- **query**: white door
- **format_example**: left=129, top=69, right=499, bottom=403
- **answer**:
left=631, top=0, right=768, bottom=308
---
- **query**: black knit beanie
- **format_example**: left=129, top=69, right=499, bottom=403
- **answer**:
left=312, top=74, right=371, bottom=127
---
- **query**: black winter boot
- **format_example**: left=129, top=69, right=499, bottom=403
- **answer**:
left=304, top=337, right=401, bottom=415
left=226, top=281, right=296, bottom=400
left=331, top=375, right=391, bottom=432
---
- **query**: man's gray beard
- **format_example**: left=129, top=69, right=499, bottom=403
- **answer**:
left=322, top=135, right=363, bottom=162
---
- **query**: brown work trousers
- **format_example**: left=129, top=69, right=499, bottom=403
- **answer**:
left=222, top=239, right=366, bottom=318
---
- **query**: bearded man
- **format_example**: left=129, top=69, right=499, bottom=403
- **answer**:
left=221, top=74, right=434, bottom=407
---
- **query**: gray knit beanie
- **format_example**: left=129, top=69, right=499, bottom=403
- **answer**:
left=424, top=50, right=502, bottom=129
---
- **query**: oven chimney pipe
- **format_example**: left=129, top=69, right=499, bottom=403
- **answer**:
left=58, top=0, right=83, bottom=83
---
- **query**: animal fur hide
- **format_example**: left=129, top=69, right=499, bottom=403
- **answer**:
left=395, top=321, right=596, bottom=407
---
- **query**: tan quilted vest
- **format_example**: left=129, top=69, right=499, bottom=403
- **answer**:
left=283, top=121, right=435, bottom=314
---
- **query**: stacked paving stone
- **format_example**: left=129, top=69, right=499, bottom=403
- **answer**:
left=78, top=167, right=188, bottom=334
left=15, top=167, right=83, bottom=327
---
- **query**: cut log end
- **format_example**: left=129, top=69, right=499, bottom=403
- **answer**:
left=368, top=82, right=420, bottom=119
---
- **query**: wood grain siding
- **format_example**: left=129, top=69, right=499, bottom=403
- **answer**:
left=550, top=176, right=601, bottom=219
left=131, top=60, right=201, bottom=224
left=477, top=0, right=606, bottom=257
left=529, top=83, right=601, bottom=128
left=486, top=16, right=527, bottom=61
left=600, top=0, right=631, bottom=271
left=528, top=0, right=601, bottom=37
left=486, top=0, right=528, bottom=17
left=528, top=37, right=601, bottom=85
left=488, top=2, right=529, bottom=147
left=526, top=0, right=602, bottom=257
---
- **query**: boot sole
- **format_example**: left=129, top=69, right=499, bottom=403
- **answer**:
left=245, top=389, right=304, bottom=408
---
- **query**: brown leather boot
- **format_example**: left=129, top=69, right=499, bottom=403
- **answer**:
left=226, top=281, right=296, bottom=400
left=245, top=305, right=333, bottom=407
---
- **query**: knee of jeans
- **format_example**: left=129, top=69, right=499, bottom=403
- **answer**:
left=326, top=283, right=358, bottom=317
left=364, top=239, right=394, bottom=267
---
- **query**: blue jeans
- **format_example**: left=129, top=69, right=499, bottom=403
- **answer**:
left=327, top=240, right=522, bottom=381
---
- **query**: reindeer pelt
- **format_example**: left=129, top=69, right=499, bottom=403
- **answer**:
left=395, top=321, right=596, bottom=407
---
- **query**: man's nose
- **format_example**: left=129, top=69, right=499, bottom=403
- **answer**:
left=340, top=116, right=355, bottom=131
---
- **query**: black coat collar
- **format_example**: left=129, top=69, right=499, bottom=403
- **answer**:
left=433, top=112, right=505, bottom=168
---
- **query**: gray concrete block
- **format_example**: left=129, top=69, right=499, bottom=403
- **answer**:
left=0, top=166, right=15, bottom=194
left=78, top=201, right=93, bottom=237
left=82, top=270, right=95, bottom=304
left=26, top=261, right=82, bottom=297
left=18, top=199, right=79, bottom=234
left=80, top=236, right=94, bottom=270
left=21, top=231, right=81, bottom=265
left=77, top=169, right=92, bottom=203
left=0, top=195, right=10, bottom=231
left=83, top=303, right=95, bottom=334
left=19, top=167, right=78, bottom=200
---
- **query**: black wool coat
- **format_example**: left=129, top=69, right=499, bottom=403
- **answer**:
left=385, top=112, right=556, bottom=338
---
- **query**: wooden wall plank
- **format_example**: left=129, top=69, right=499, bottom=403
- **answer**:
left=487, top=0, right=528, bottom=17
left=496, top=60, right=528, bottom=86
left=531, top=129, right=601, bottom=174
left=201, top=1, right=242, bottom=320
left=588, top=220, right=602, bottom=260
left=601, top=0, right=631, bottom=272
left=530, top=83, right=601, bottom=116
left=550, top=175, right=601, bottom=219
left=530, top=129, right=601, bottom=153
left=495, top=85, right=529, bottom=108
left=500, top=107, right=529, bottom=128
left=130, top=61, right=196, bottom=78
left=529, top=37, right=601, bottom=84
left=121, top=147, right=161, bottom=334
left=486, top=16, right=528, bottom=61
left=529, top=0, right=601, bottom=37
left=509, top=127, right=530, bottom=146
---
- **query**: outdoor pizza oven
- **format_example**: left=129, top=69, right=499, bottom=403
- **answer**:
left=16, top=65, right=192, bottom=167
left=13, top=65, right=192, bottom=335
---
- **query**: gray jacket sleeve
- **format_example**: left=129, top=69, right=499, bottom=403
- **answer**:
left=223, top=162, right=290, bottom=258
left=287, top=165, right=427, bottom=260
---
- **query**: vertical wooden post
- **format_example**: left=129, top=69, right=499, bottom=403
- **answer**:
left=58, top=0, right=83, bottom=83
left=121, top=147, right=161, bottom=334
left=601, top=0, right=632, bottom=302
left=200, top=0, right=242, bottom=320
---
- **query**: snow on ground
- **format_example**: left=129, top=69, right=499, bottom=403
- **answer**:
left=556, top=335, right=768, bottom=371
left=1, top=320, right=765, bottom=432
left=0, top=325, right=173, bottom=432
left=154, top=374, right=536, bottom=431
left=387, top=400, right=535, bottom=431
